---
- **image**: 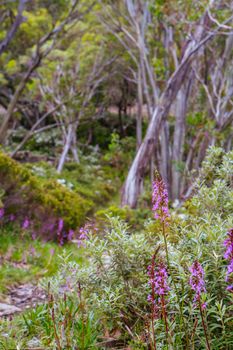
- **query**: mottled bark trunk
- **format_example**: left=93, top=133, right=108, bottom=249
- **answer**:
left=136, top=68, right=143, bottom=149
left=195, top=132, right=210, bottom=169
left=57, top=125, right=73, bottom=173
left=159, top=122, right=170, bottom=189
left=121, top=14, right=210, bottom=207
left=121, top=103, right=174, bottom=207
left=171, top=77, right=192, bottom=201
left=71, top=128, right=80, bottom=164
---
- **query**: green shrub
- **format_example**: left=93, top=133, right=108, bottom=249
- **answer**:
left=0, top=151, right=93, bottom=239
left=103, top=133, right=135, bottom=179
left=95, top=205, right=150, bottom=230
left=41, top=147, right=233, bottom=348
left=26, top=156, right=117, bottom=207
left=186, top=147, right=233, bottom=218
left=1, top=147, right=232, bottom=348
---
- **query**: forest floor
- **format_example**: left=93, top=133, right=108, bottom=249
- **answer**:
left=0, top=283, right=46, bottom=317
left=0, top=226, right=86, bottom=317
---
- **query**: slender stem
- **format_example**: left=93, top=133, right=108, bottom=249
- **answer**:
left=191, top=317, right=198, bottom=349
left=161, top=221, right=171, bottom=348
left=64, top=294, right=71, bottom=349
left=199, top=300, right=211, bottom=350
left=171, top=278, right=189, bottom=348
left=182, top=281, right=189, bottom=347
left=78, top=283, right=85, bottom=350
left=151, top=304, right=157, bottom=350
left=150, top=254, right=157, bottom=350
left=161, top=295, right=169, bottom=347
left=162, top=221, right=170, bottom=269
left=162, top=220, right=189, bottom=348
left=51, top=307, right=62, bottom=350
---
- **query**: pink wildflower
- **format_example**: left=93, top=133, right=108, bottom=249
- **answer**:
left=0, top=208, right=4, bottom=219
left=57, top=218, right=64, bottom=245
left=31, top=232, right=36, bottom=240
left=148, top=259, right=170, bottom=315
left=189, top=261, right=206, bottom=304
left=68, top=229, right=74, bottom=241
left=152, top=178, right=169, bottom=223
left=223, top=228, right=233, bottom=292
left=30, top=247, right=36, bottom=256
left=58, top=218, right=64, bottom=233
left=9, top=214, right=15, bottom=221
left=77, top=224, right=90, bottom=247
left=148, top=258, right=170, bottom=340
left=22, top=217, right=30, bottom=229
left=50, top=248, right=55, bottom=256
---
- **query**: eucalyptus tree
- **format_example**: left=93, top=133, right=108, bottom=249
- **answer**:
left=117, top=0, right=233, bottom=207
left=10, top=3, right=116, bottom=172
left=0, top=0, right=27, bottom=56
left=0, top=0, right=95, bottom=145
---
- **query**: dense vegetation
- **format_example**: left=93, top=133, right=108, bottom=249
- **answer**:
left=0, top=1, right=232, bottom=349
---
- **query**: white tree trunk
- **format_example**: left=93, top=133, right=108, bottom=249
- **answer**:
left=171, top=77, right=192, bottom=200
left=121, top=13, right=211, bottom=207
left=71, top=127, right=80, bottom=163
left=57, top=125, right=73, bottom=173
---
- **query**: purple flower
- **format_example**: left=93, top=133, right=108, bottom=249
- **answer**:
left=226, top=285, right=233, bottom=292
left=58, top=238, right=64, bottom=246
left=77, top=224, right=90, bottom=247
left=58, top=218, right=64, bottom=233
left=201, top=302, right=207, bottom=310
left=148, top=262, right=170, bottom=297
left=30, top=247, right=36, bottom=256
left=44, top=222, right=55, bottom=232
left=57, top=218, right=65, bottom=245
left=223, top=228, right=233, bottom=292
left=148, top=258, right=169, bottom=324
left=152, top=178, right=169, bottom=223
left=31, top=232, right=36, bottom=240
left=9, top=214, right=15, bottom=222
left=189, top=261, right=206, bottom=303
left=50, top=248, right=55, bottom=256
left=67, top=229, right=74, bottom=241
left=227, top=260, right=233, bottom=276
left=148, top=260, right=170, bottom=305
left=22, top=217, right=30, bottom=229
left=0, top=208, right=4, bottom=219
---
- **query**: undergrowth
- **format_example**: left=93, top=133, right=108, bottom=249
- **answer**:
left=0, top=147, right=232, bottom=349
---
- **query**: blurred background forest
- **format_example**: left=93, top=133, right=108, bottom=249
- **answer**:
left=0, top=1, right=233, bottom=349
left=0, top=0, right=232, bottom=207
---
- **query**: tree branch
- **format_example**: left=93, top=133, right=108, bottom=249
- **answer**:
left=0, top=0, right=27, bottom=56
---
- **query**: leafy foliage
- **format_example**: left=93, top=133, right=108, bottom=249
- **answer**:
left=0, top=151, right=92, bottom=239
left=35, top=147, right=233, bottom=349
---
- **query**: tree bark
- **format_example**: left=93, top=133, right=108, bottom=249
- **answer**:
left=121, top=14, right=212, bottom=207
left=171, top=77, right=192, bottom=201
left=71, top=126, right=80, bottom=163
left=11, top=103, right=64, bottom=157
left=0, top=56, right=42, bottom=144
left=136, top=68, right=143, bottom=149
left=0, top=0, right=82, bottom=145
left=57, top=125, right=73, bottom=173
left=159, top=121, right=170, bottom=188
left=0, top=0, right=27, bottom=56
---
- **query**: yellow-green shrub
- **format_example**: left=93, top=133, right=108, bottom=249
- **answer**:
left=0, top=152, right=93, bottom=239
left=95, top=205, right=150, bottom=231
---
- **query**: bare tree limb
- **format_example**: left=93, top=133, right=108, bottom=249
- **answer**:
left=0, top=0, right=27, bottom=56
